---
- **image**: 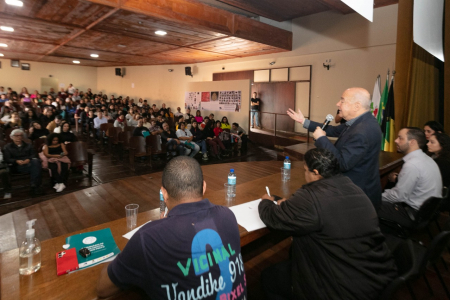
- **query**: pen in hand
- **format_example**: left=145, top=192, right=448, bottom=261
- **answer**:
left=266, top=186, right=277, bottom=205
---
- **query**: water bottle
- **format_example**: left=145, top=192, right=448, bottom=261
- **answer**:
left=228, top=169, right=236, bottom=196
left=283, top=156, right=291, bottom=180
left=159, top=189, right=166, bottom=218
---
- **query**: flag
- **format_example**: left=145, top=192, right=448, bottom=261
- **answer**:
left=378, top=73, right=389, bottom=149
left=382, top=76, right=395, bottom=152
left=370, top=75, right=381, bottom=118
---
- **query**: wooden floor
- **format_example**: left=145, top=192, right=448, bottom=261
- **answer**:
left=0, top=135, right=277, bottom=216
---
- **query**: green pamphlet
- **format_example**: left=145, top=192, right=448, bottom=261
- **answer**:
left=65, top=228, right=120, bottom=270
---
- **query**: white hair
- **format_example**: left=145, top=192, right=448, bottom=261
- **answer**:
left=348, top=88, right=371, bottom=111
left=10, top=129, right=26, bottom=138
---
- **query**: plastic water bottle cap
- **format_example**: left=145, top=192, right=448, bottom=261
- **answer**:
left=285, top=156, right=289, bottom=159
left=230, top=169, right=234, bottom=172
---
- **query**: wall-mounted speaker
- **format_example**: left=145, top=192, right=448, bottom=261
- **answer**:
left=185, top=66, right=193, bottom=77
left=115, top=68, right=126, bottom=77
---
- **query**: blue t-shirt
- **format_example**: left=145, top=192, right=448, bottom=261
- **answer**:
left=108, top=199, right=247, bottom=300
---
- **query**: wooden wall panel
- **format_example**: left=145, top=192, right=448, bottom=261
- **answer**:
left=213, top=70, right=254, bottom=82
left=252, top=82, right=295, bottom=131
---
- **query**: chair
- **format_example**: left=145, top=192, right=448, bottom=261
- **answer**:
left=145, top=135, right=167, bottom=158
left=33, top=137, right=47, bottom=153
left=379, top=239, right=416, bottom=300
left=410, top=231, right=450, bottom=299
left=74, top=114, right=80, bottom=133
left=66, top=141, right=94, bottom=179
left=129, top=136, right=152, bottom=171
left=124, top=126, right=135, bottom=133
left=107, top=119, right=114, bottom=124
left=99, top=123, right=114, bottom=151
left=380, top=195, right=445, bottom=239
left=106, top=127, right=122, bottom=158
left=118, top=131, right=132, bottom=160
left=4, top=128, right=14, bottom=142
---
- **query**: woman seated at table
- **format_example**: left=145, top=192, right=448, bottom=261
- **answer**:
left=29, top=121, right=50, bottom=141
left=4, top=112, right=22, bottom=130
left=43, top=133, right=70, bottom=193
left=59, top=122, right=78, bottom=144
left=220, top=116, right=231, bottom=130
left=194, top=110, right=203, bottom=123
left=427, top=133, right=450, bottom=190
left=423, top=120, right=444, bottom=140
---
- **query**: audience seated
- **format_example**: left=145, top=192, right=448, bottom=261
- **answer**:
left=190, top=121, right=208, bottom=160
left=47, top=115, right=63, bottom=133
left=93, top=110, right=108, bottom=140
left=4, top=111, right=22, bottom=130
left=231, top=122, right=247, bottom=152
left=258, top=148, right=397, bottom=300
left=148, top=119, right=163, bottom=135
left=96, top=156, right=247, bottom=299
left=194, top=110, right=203, bottom=123
left=378, top=127, right=442, bottom=229
left=3, top=129, right=43, bottom=197
left=114, top=113, right=127, bottom=130
left=40, top=108, right=55, bottom=128
left=59, top=122, right=78, bottom=144
left=161, top=122, right=185, bottom=157
left=42, top=133, right=70, bottom=193
left=203, top=121, right=227, bottom=159
left=132, top=119, right=150, bottom=137
left=21, top=109, right=39, bottom=129
left=29, top=121, right=49, bottom=141
left=176, top=122, right=200, bottom=158
left=220, top=116, right=231, bottom=130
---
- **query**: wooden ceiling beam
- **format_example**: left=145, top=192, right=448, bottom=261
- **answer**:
left=312, top=0, right=354, bottom=14
left=84, top=0, right=292, bottom=51
left=39, top=7, right=120, bottom=60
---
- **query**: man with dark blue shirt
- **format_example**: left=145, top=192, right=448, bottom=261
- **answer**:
left=97, top=156, right=247, bottom=299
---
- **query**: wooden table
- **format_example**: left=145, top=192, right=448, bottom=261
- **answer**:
left=0, top=161, right=305, bottom=300
left=283, top=143, right=404, bottom=186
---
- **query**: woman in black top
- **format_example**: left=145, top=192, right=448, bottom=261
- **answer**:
left=427, top=133, right=450, bottom=189
left=29, top=121, right=50, bottom=141
left=4, top=112, right=22, bottom=130
left=43, top=133, right=69, bottom=193
left=59, top=122, right=78, bottom=144
left=22, top=109, right=39, bottom=129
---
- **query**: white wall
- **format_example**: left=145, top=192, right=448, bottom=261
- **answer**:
left=0, top=59, right=97, bottom=94
left=97, top=5, right=398, bottom=127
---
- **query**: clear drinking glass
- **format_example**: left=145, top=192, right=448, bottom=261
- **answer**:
left=125, top=204, right=139, bottom=228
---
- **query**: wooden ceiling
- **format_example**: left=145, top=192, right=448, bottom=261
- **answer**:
left=0, top=0, right=397, bottom=67
left=217, top=0, right=399, bottom=22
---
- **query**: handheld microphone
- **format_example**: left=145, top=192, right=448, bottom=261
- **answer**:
left=322, top=114, right=334, bottom=130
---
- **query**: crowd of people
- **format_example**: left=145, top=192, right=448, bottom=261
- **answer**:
left=0, top=85, right=248, bottom=199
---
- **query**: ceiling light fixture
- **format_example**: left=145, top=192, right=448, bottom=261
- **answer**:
left=155, top=30, right=167, bottom=36
left=117, top=44, right=126, bottom=48
left=0, top=26, right=14, bottom=32
left=5, top=0, right=23, bottom=7
left=0, top=43, right=8, bottom=47
left=73, top=60, right=80, bottom=64
left=0, top=53, right=4, bottom=57
left=90, top=54, right=99, bottom=58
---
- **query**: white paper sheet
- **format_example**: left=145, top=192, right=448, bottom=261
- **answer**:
left=228, top=199, right=267, bottom=232
left=122, top=221, right=152, bottom=240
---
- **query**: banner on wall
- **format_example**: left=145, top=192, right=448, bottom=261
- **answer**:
left=185, top=90, right=241, bottom=112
